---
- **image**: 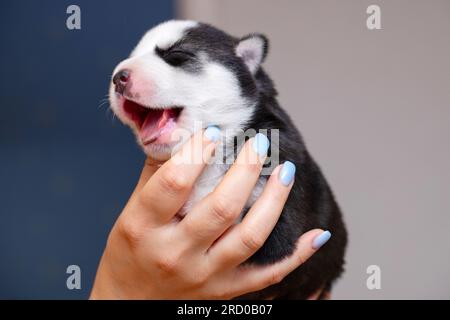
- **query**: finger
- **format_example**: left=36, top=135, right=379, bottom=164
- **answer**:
left=133, top=157, right=163, bottom=195
left=179, top=133, right=270, bottom=247
left=137, top=126, right=221, bottom=224
left=227, top=229, right=331, bottom=298
left=208, top=162, right=295, bottom=267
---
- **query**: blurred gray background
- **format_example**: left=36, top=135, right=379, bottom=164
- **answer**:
left=178, top=0, right=450, bottom=299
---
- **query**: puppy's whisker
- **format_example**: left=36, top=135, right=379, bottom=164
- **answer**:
left=98, top=99, right=110, bottom=109
left=105, top=107, right=117, bottom=123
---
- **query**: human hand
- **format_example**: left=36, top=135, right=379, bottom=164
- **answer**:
left=90, top=127, right=330, bottom=299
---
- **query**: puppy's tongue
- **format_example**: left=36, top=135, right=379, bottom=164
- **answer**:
left=140, top=109, right=177, bottom=144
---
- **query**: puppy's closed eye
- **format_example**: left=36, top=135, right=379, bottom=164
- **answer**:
left=156, top=47, right=195, bottom=67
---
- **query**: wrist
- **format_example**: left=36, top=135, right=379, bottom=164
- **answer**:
left=90, top=256, right=124, bottom=299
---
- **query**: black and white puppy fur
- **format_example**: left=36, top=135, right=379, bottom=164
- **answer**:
left=109, top=20, right=347, bottom=299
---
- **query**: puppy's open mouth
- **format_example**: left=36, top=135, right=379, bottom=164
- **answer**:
left=123, top=99, right=183, bottom=145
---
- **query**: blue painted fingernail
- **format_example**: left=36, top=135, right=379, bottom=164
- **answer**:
left=312, top=230, right=331, bottom=250
left=279, top=161, right=296, bottom=186
left=204, top=126, right=221, bottom=142
left=253, top=133, right=270, bottom=156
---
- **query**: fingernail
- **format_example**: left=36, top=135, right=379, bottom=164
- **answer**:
left=204, top=126, right=221, bottom=142
left=253, top=133, right=270, bottom=156
left=279, top=161, right=296, bottom=186
left=312, top=230, right=331, bottom=250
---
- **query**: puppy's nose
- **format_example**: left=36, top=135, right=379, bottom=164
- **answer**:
left=113, top=69, right=130, bottom=95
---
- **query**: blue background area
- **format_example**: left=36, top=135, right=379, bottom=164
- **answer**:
left=0, top=0, right=173, bottom=298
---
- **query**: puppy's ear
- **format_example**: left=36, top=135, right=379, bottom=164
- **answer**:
left=235, top=34, right=269, bottom=74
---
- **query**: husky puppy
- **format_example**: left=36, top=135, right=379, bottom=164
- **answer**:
left=109, top=20, right=347, bottom=299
